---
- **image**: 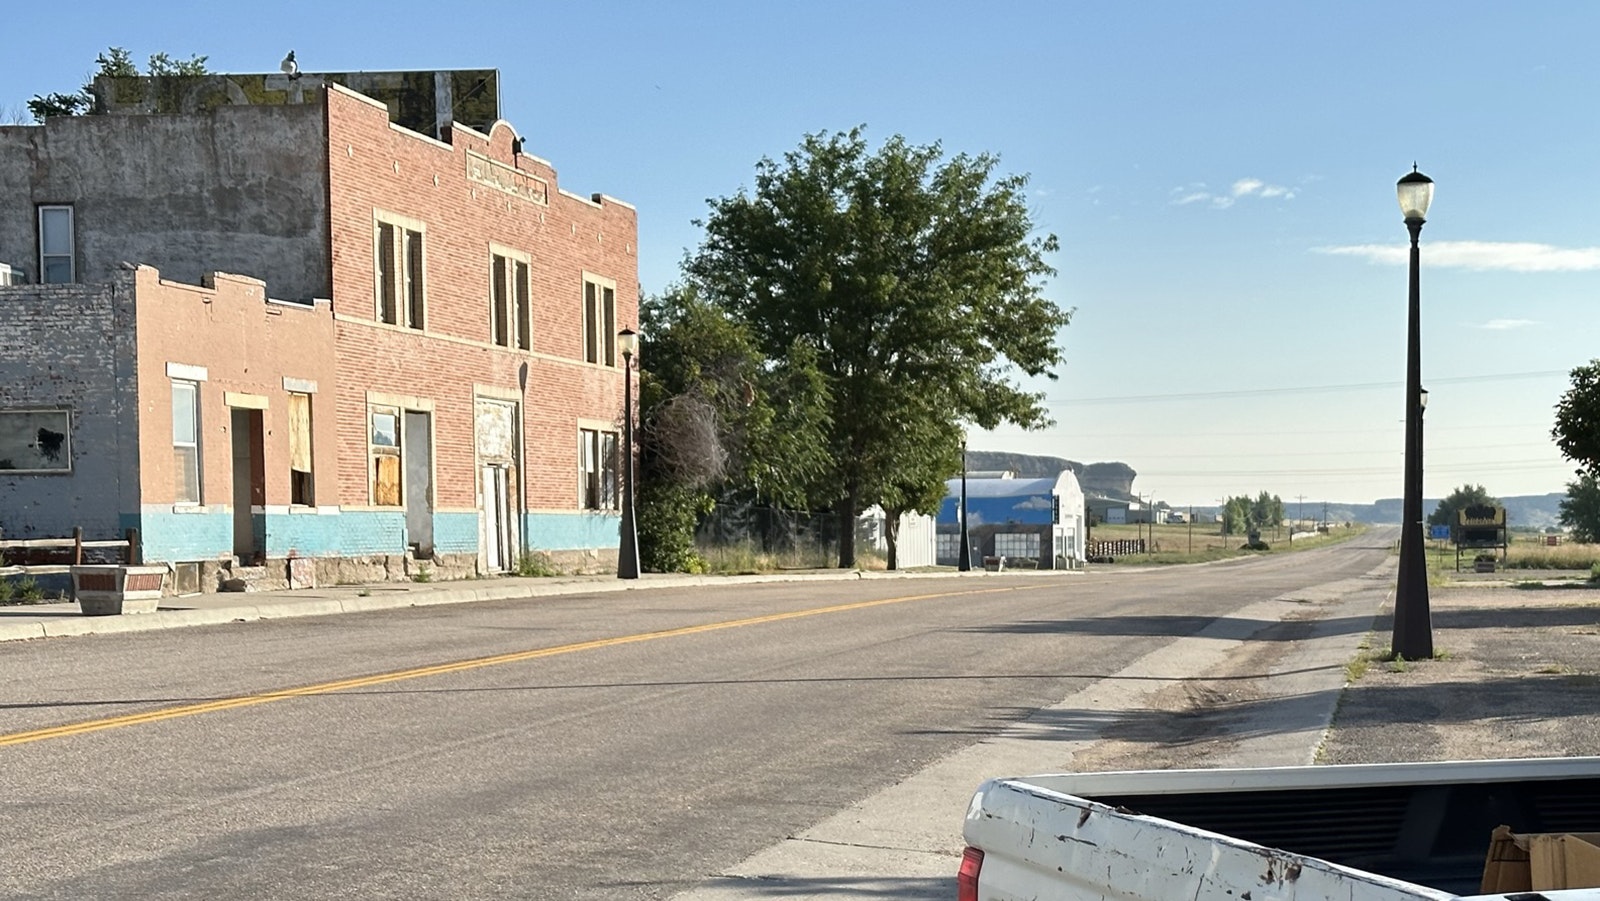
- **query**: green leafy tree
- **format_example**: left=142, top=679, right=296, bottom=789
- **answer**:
left=1251, top=491, right=1284, bottom=529
left=686, top=127, right=1070, bottom=567
left=636, top=286, right=831, bottom=571
left=1554, top=360, right=1600, bottom=479
left=1558, top=473, right=1600, bottom=543
left=1427, top=483, right=1499, bottom=529
left=26, top=46, right=208, bottom=122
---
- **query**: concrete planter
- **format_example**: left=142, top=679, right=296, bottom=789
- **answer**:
left=71, top=565, right=168, bottom=616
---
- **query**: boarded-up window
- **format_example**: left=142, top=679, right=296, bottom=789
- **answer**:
left=514, top=260, right=531, bottom=350
left=405, top=229, right=425, bottom=329
left=601, top=285, right=616, bottom=366
left=0, top=410, right=71, bottom=472
left=491, top=254, right=510, bottom=346
left=376, top=222, right=397, bottom=324
left=583, top=281, right=599, bottom=363
left=288, top=392, right=313, bottom=506
left=583, top=278, right=617, bottom=366
left=376, top=219, right=424, bottom=329
left=172, top=381, right=201, bottom=503
left=370, top=406, right=402, bottom=506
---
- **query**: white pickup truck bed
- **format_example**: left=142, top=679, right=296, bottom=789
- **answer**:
left=963, top=757, right=1600, bottom=900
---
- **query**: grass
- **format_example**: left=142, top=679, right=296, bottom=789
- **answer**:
left=1426, top=535, right=1600, bottom=581
left=411, top=564, right=432, bottom=583
left=0, top=575, right=47, bottom=605
left=1345, top=652, right=1373, bottom=683
left=1088, top=522, right=1368, bottom=565
left=696, top=541, right=870, bottom=574
left=515, top=551, right=559, bottom=578
left=1502, top=536, right=1600, bottom=570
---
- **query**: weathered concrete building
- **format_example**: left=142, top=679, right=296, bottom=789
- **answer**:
left=0, top=69, right=637, bottom=590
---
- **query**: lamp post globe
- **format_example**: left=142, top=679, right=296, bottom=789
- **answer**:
left=617, top=327, right=641, bottom=580
left=1392, top=167, right=1433, bottom=659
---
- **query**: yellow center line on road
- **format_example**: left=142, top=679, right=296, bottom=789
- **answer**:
left=1, top=584, right=1021, bottom=749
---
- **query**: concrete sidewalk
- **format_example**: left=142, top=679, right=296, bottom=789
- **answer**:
left=0, top=567, right=1051, bottom=643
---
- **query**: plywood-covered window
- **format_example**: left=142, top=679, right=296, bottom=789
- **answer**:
left=288, top=392, right=314, bottom=506
left=370, top=406, right=402, bottom=506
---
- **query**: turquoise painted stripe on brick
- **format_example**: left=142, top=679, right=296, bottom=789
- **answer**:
left=134, top=508, right=232, bottom=562
left=524, top=511, right=619, bottom=551
left=433, top=512, right=479, bottom=555
left=264, top=511, right=405, bottom=557
left=123, top=509, right=613, bottom=561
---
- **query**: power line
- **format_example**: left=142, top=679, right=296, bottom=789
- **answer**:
left=1044, top=370, right=1567, bottom=407
left=1122, top=441, right=1557, bottom=461
left=1137, top=459, right=1568, bottom=478
left=983, top=420, right=1555, bottom=439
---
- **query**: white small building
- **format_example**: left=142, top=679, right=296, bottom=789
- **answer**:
left=857, top=507, right=938, bottom=568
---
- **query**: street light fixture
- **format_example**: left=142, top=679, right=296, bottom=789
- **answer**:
left=1392, top=166, right=1433, bottom=659
left=617, top=327, right=641, bottom=580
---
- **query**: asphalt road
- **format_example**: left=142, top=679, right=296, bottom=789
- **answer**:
left=0, top=533, right=1393, bottom=900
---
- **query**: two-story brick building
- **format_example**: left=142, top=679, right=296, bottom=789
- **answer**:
left=0, top=69, right=637, bottom=591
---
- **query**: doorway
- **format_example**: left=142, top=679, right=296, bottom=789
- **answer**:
left=404, top=410, right=434, bottom=557
left=480, top=464, right=514, bottom=572
left=230, top=408, right=265, bottom=562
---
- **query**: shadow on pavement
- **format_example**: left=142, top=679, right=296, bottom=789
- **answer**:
left=967, top=604, right=1600, bottom=640
left=672, top=876, right=951, bottom=899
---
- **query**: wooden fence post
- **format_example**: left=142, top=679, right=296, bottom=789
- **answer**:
left=73, top=526, right=84, bottom=565
left=125, top=528, right=142, bottom=565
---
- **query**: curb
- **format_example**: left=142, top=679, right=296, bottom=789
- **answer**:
left=0, top=567, right=1074, bottom=644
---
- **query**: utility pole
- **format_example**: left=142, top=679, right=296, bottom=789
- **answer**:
left=1187, top=505, right=1193, bottom=554
left=1296, top=494, right=1307, bottom=530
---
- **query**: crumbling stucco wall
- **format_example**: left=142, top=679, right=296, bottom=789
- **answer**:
left=0, top=102, right=330, bottom=301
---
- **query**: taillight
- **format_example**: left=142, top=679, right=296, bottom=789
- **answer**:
left=957, top=846, right=983, bottom=901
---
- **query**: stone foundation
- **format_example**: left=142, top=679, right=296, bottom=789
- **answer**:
left=160, top=548, right=618, bottom=595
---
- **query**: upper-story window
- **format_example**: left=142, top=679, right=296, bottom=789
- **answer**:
left=582, top=276, right=616, bottom=366
left=38, top=205, right=74, bottom=284
left=375, top=214, right=425, bottom=329
left=491, top=249, right=532, bottom=350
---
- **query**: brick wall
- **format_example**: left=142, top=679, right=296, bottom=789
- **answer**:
left=323, top=86, right=639, bottom=521
left=0, top=280, right=137, bottom=540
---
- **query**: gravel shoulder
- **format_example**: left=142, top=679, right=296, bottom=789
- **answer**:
left=1317, top=579, right=1600, bottom=764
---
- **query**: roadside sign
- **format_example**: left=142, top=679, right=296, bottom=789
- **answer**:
left=1429, top=525, right=1450, bottom=540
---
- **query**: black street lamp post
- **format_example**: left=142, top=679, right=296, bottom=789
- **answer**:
left=617, top=327, right=641, bottom=580
left=957, top=438, right=972, bottom=572
left=1392, top=166, right=1434, bottom=659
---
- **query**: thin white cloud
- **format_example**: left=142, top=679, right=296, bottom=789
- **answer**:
left=1316, top=240, right=1600, bottom=272
left=1476, top=319, right=1538, bottom=330
left=1170, top=177, right=1294, bottom=207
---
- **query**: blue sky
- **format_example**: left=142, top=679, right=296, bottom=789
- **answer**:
left=7, top=1, right=1594, bottom=506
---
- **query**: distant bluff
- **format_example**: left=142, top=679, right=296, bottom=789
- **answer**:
left=965, top=451, right=1136, bottom=499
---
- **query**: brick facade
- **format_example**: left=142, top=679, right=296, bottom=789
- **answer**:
left=0, top=74, right=638, bottom=588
